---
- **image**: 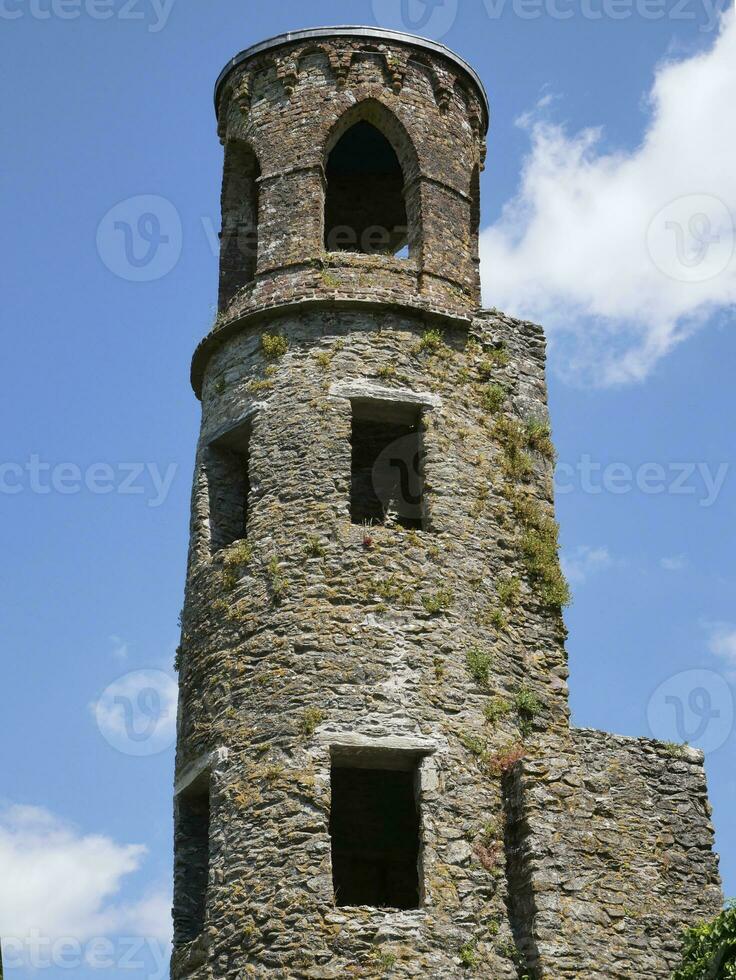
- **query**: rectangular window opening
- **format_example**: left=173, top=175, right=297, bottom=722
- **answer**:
left=329, top=753, right=422, bottom=910
left=350, top=400, right=425, bottom=530
left=207, top=421, right=251, bottom=553
left=173, top=777, right=210, bottom=946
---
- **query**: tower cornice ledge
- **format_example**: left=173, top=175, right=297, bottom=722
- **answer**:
left=214, top=25, right=491, bottom=132
left=191, top=295, right=477, bottom=398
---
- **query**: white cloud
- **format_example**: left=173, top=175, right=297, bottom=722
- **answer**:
left=706, top=621, right=736, bottom=670
left=120, top=888, right=172, bottom=944
left=481, top=15, right=736, bottom=386
left=561, top=545, right=612, bottom=584
left=660, top=555, right=687, bottom=571
left=0, top=804, right=172, bottom=964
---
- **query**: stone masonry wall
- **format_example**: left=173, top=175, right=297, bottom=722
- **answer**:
left=175, top=304, right=571, bottom=978
left=213, top=33, right=487, bottom=324
left=505, top=729, right=722, bottom=979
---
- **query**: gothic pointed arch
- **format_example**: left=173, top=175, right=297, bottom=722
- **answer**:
left=322, top=100, right=422, bottom=259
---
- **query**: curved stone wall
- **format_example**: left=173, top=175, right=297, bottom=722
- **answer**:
left=175, top=301, right=570, bottom=978
left=212, top=30, right=488, bottom=331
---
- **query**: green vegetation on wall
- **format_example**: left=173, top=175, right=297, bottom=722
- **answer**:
left=672, top=901, right=736, bottom=979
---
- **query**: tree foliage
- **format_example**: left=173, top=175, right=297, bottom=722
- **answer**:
left=673, top=902, right=736, bottom=979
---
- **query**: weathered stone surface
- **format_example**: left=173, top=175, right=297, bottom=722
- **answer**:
left=171, top=26, right=721, bottom=980
left=505, top=730, right=722, bottom=978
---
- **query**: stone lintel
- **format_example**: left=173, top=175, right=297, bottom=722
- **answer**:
left=205, top=407, right=262, bottom=449
left=174, top=747, right=229, bottom=797
left=319, top=733, right=440, bottom=771
left=328, top=380, right=441, bottom=410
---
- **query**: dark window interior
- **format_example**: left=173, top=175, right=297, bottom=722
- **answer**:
left=207, top=421, right=251, bottom=552
left=325, top=121, right=409, bottom=256
left=173, top=779, right=210, bottom=946
left=330, top=765, right=421, bottom=910
left=350, top=400, right=424, bottom=530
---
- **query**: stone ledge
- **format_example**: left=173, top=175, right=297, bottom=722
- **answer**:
left=174, top=746, right=229, bottom=796
left=191, top=295, right=477, bottom=398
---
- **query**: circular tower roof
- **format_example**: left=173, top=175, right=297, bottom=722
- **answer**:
left=214, top=25, right=490, bottom=132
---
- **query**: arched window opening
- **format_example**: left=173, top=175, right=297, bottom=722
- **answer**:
left=324, top=121, right=409, bottom=258
left=219, top=142, right=261, bottom=309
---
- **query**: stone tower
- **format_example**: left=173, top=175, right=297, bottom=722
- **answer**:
left=172, top=27, right=722, bottom=979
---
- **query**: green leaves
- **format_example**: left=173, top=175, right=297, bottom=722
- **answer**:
left=673, top=901, right=736, bottom=979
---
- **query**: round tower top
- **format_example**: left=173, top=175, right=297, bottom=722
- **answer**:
left=199, top=23, right=491, bottom=392
left=214, top=25, right=490, bottom=132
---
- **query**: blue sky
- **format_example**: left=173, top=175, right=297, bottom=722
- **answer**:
left=1, top=1, right=734, bottom=976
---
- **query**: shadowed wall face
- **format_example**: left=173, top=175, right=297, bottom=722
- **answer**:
left=219, top=141, right=260, bottom=310
left=173, top=785, right=210, bottom=946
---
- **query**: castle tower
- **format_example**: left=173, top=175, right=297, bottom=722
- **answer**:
left=173, top=27, right=722, bottom=979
